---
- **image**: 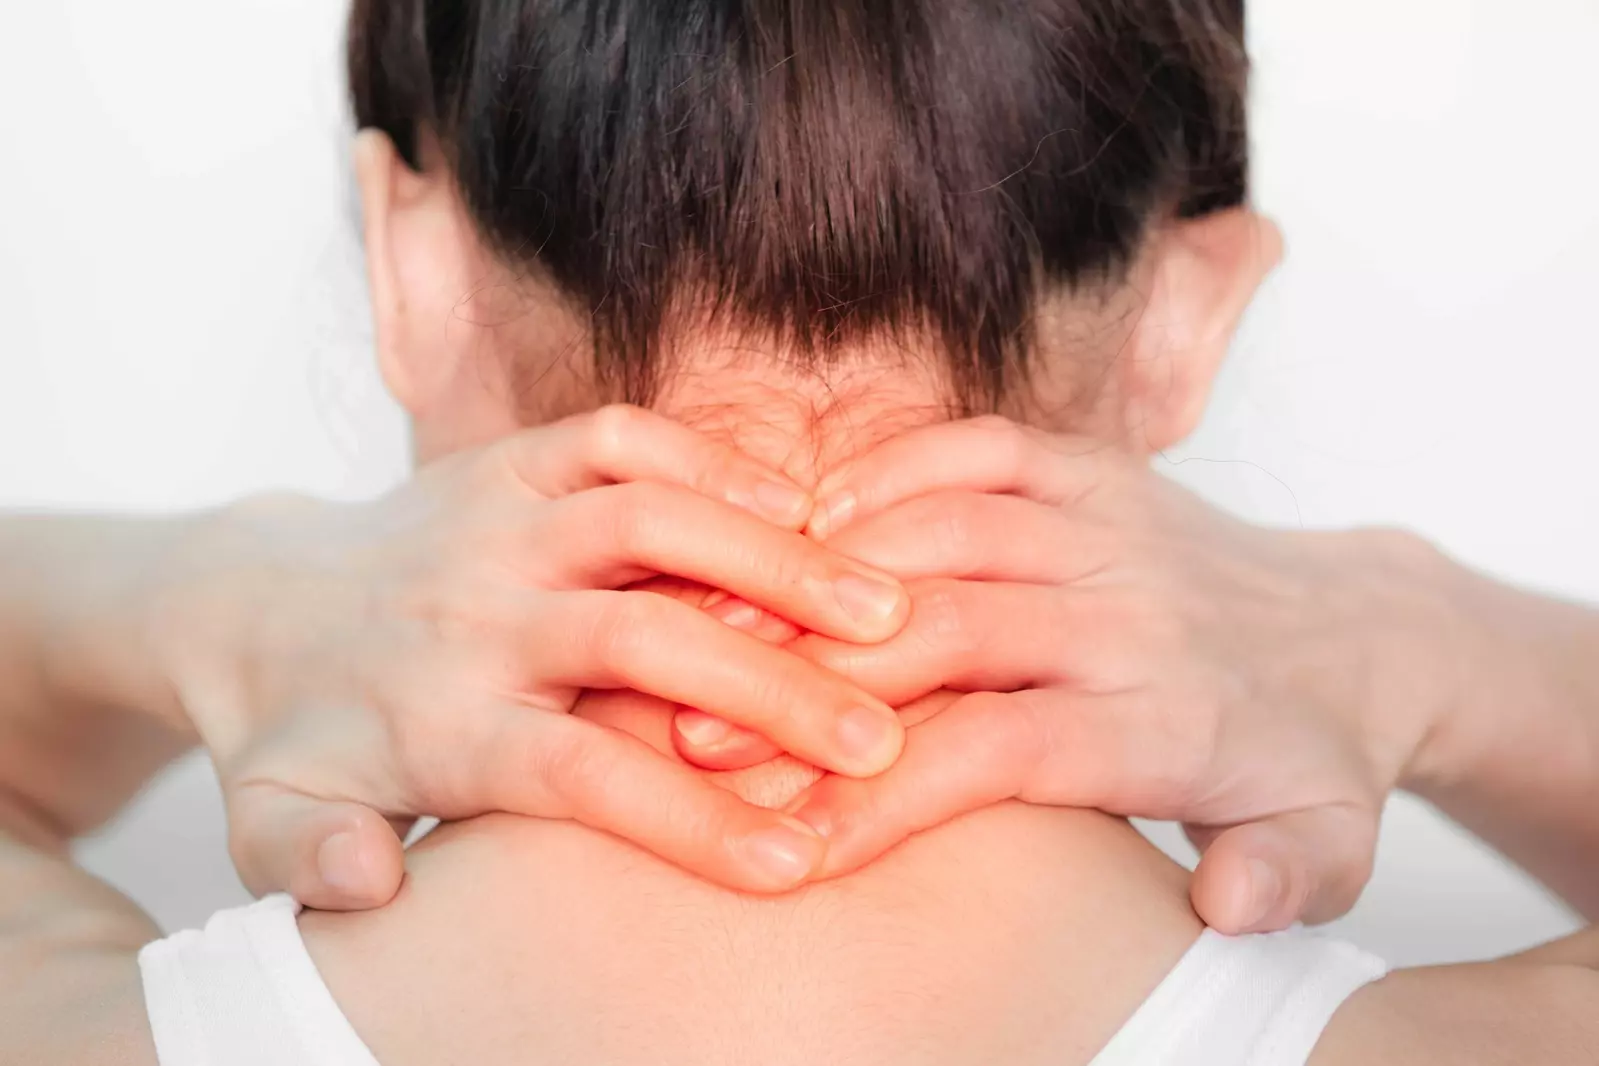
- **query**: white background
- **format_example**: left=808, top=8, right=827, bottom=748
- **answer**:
left=1, top=0, right=1596, bottom=968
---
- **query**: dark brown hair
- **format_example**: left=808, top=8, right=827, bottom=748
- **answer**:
left=347, top=0, right=1248, bottom=411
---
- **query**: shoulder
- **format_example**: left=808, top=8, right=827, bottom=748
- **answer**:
left=1311, top=959, right=1599, bottom=1066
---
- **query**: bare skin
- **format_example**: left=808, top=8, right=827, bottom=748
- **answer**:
left=5, top=130, right=1599, bottom=1063
left=677, top=417, right=1599, bottom=933
left=0, top=410, right=922, bottom=909
left=6, top=417, right=1599, bottom=1062
left=287, top=382, right=1599, bottom=1066
left=300, top=756, right=1201, bottom=1066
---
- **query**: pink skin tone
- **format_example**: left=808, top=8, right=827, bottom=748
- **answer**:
left=172, top=405, right=922, bottom=909
left=670, top=419, right=1420, bottom=933
left=263, top=126, right=1309, bottom=931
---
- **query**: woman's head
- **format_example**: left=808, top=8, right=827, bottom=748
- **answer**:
left=346, top=0, right=1277, bottom=474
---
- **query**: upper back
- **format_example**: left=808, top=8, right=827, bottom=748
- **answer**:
left=297, top=804, right=1201, bottom=1066
left=135, top=802, right=1402, bottom=1066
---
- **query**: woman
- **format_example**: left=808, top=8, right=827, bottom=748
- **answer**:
left=5, top=0, right=1599, bottom=1063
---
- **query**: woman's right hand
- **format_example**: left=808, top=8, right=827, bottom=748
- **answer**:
left=152, top=405, right=912, bottom=908
left=675, top=417, right=1459, bottom=933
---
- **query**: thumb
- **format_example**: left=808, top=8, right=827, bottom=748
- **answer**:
left=228, top=785, right=407, bottom=910
left=1188, top=804, right=1378, bottom=935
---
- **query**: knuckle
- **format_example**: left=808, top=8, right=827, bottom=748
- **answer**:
left=1116, top=688, right=1215, bottom=808
left=659, top=781, right=742, bottom=864
left=911, top=582, right=982, bottom=661
left=641, top=780, right=708, bottom=848
left=389, top=567, right=504, bottom=650
left=925, top=497, right=979, bottom=564
left=412, top=706, right=499, bottom=811
left=585, top=403, right=646, bottom=466
left=601, top=481, right=672, bottom=556
left=526, top=718, right=604, bottom=815
left=764, top=533, right=820, bottom=590
left=465, top=443, right=526, bottom=500
left=963, top=694, right=1041, bottom=780
left=679, top=442, right=739, bottom=501
left=724, top=662, right=798, bottom=730
left=1069, top=586, right=1171, bottom=682
left=498, top=712, right=601, bottom=824
left=969, top=415, right=1032, bottom=479
left=968, top=413, right=1021, bottom=437
left=586, top=593, right=663, bottom=679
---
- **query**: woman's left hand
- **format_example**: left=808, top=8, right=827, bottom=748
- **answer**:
left=674, top=417, right=1457, bottom=934
left=149, top=407, right=914, bottom=908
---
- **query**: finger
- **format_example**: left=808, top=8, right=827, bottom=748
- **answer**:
left=783, top=690, right=1044, bottom=878
left=698, top=589, right=804, bottom=645
left=807, top=416, right=1117, bottom=538
left=826, top=490, right=1114, bottom=583
left=1188, top=805, right=1379, bottom=935
left=227, top=786, right=406, bottom=910
left=673, top=708, right=784, bottom=770
left=538, top=590, right=905, bottom=777
left=671, top=589, right=955, bottom=770
left=542, top=481, right=910, bottom=643
left=470, top=706, right=827, bottom=893
left=789, top=684, right=1198, bottom=878
left=671, top=689, right=957, bottom=770
left=791, top=579, right=1132, bottom=706
left=503, top=404, right=814, bottom=528
left=673, top=593, right=798, bottom=770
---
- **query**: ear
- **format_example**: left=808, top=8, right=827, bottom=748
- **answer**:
left=1123, top=208, right=1283, bottom=451
left=352, top=129, right=468, bottom=418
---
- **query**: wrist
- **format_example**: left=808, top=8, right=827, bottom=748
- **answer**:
left=30, top=513, right=206, bottom=741
left=1295, top=527, right=1468, bottom=794
left=141, top=493, right=331, bottom=752
left=1401, top=549, right=1599, bottom=805
left=1382, top=534, right=1548, bottom=798
left=1362, top=530, right=1478, bottom=794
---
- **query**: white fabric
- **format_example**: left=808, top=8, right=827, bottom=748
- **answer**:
left=1088, top=926, right=1389, bottom=1066
left=139, top=894, right=380, bottom=1066
left=140, top=894, right=1386, bottom=1066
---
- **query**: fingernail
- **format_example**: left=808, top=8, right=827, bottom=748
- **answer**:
left=752, top=480, right=811, bottom=524
left=834, top=572, right=902, bottom=629
left=744, top=819, right=823, bottom=888
left=810, top=492, right=857, bottom=539
left=783, top=796, right=836, bottom=840
left=836, top=705, right=900, bottom=771
left=676, top=709, right=733, bottom=747
left=1242, top=858, right=1284, bottom=930
left=707, top=596, right=762, bottom=631
left=317, top=832, right=369, bottom=896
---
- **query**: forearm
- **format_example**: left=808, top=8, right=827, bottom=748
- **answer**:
left=1392, top=538, right=1599, bottom=917
left=0, top=513, right=202, bottom=838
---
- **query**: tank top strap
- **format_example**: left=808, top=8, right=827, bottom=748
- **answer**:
left=1089, top=926, right=1388, bottom=1066
left=138, top=893, right=382, bottom=1066
left=140, top=895, right=1384, bottom=1066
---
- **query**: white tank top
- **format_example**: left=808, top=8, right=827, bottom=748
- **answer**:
left=139, top=894, right=1388, bottom=1066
